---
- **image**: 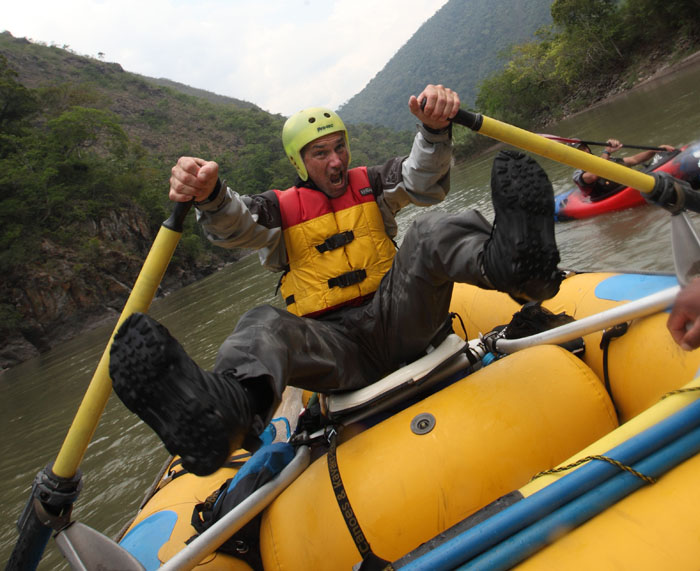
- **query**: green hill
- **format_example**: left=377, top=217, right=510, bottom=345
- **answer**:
left=338, top=0, right=553, bottom=131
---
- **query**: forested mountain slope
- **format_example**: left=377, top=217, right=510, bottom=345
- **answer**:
left=338, top=0, right=553, bottom=130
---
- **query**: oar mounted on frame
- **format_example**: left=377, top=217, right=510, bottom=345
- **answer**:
left=7, top=200, right=193, bottom=570
left=448, top=108, right=700, bottom=285
left=450, top=109, right=700, bottom=212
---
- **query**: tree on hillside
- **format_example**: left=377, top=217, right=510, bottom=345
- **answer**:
left=0, top=55, right=37, bottom=134
left=0, top=79, right=157, bottom=270
left=550, top=0, right=623, bottom=81
left=38, top=82, right=110, bottom=118
left=619, top=0, right=700, bottom=43
left=476, top=28, right=565, bottom=126
left=470, top=0, right=699, bottom=132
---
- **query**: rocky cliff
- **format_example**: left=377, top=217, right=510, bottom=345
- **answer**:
left=0, top=206, right=225, bottom=371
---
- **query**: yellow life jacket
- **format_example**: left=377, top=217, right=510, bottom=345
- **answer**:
left=274, top=167, right=396, bottom=317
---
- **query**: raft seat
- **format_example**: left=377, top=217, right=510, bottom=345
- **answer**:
left=323, top=333, right=480, bottom=423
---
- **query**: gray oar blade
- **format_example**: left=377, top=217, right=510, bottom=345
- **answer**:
left=672, top=211, right=700, bottom=286
left=55, top=522, right=145, bottom=571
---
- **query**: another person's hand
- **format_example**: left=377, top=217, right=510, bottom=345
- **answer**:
left=604, top=139, right=623, bottom=155
left=659, top=144, right=676, bottom=152
left=408, top=84, right=460, bottom=131
left=169, top=157, right=220, bottom=203
left=667, top=277, right=700, bottom=350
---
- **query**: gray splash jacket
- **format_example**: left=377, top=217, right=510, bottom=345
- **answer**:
left=194, top=124, right=453, bottom=273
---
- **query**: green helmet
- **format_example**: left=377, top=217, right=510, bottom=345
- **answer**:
left=282, top=107, right=351, bottom=181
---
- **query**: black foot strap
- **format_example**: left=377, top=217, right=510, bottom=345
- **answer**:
left=327, top=432, right=394, bottom=571
left=600, top=321, right=629, bottom=416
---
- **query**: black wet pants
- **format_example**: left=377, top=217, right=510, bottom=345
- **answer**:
left=214, top=210, right=493, bottom=417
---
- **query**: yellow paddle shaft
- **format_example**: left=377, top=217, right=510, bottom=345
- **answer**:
left=52, top=223, right=184, bottom=478
left=474, top=114, right=656, bottom=194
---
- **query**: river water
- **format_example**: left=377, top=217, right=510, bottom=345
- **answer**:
left=2, top=56, right=700, bottom=569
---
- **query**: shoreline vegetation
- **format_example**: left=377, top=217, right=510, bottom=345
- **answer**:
left=453, top=0, right=700, bottom=160
left=557, top=49, right=700, bottom=123
left=564, top=50, right=700, bottom=119
left=463, top=49, right=700, bottom=159
left=1, top=0, right=699, bottom=370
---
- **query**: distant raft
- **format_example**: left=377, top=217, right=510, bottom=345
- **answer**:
left=554, top=139, right=700, bottom=221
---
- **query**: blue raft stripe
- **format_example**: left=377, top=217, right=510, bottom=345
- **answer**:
left=462, top=425, right=700, bottom=571
left=119, top=510, right=178, bottom=571
left=595, top=274, right=678, bottom=304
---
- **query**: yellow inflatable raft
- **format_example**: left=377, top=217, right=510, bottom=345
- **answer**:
left=116, top=270, right=700, bottom=570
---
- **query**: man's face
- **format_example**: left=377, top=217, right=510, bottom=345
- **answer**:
left=301, top=132, right=349, bottom=198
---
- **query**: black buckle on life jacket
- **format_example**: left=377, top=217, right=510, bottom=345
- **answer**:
left=316, top=230, right=355, bottom=253
left=328, top=269, right=367, bottom=289
left=275, top=265, right=290, bottom=296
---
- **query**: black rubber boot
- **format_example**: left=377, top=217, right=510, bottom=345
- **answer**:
left=109, top=313, right=259, bottom=476
left=483, top=150, right=562, bottom=304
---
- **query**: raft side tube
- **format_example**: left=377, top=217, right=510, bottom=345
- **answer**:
left=259, top=345, right=618, bottom=569
left=394, top=389, right=700, bottom=570
left=450, top=273, right=700, bottom=421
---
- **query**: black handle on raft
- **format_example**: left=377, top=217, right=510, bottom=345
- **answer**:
left=648, top=172, right=700, bottom=214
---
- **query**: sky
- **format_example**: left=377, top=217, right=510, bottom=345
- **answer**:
left=4, top=0, right=449, bottom=117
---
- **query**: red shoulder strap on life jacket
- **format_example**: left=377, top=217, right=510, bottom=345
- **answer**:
left=274, top=167, right=372, bottom=229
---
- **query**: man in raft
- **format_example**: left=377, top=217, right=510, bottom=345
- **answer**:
left=109, top=84, right=563, bottom=476
left=572, top=138, right=676, bottom=199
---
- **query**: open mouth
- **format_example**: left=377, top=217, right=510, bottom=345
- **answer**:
left=330, top=172, right=344, bottom=186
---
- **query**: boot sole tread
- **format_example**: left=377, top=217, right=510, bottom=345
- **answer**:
left=489, top=151, right=561, bottom=300
left=110, top=313, right=231, bottom=475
